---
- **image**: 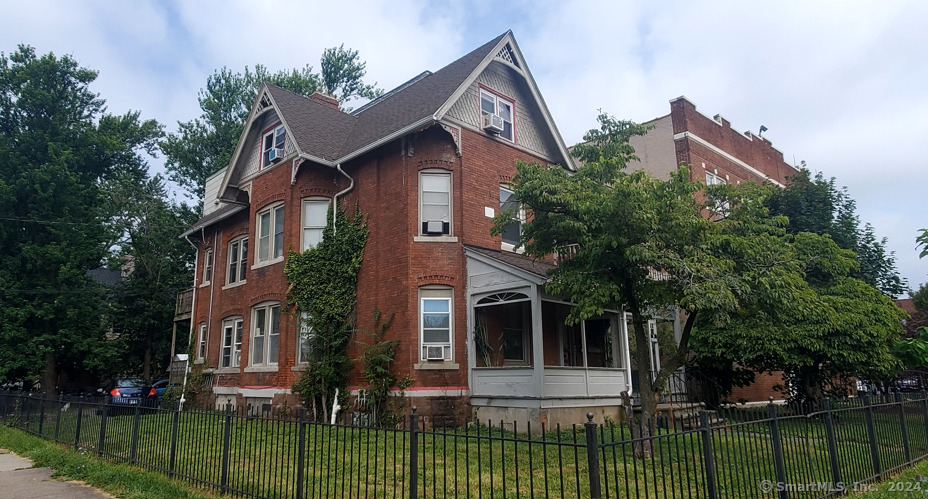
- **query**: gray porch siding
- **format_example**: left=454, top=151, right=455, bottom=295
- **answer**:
left=446, top=60, right=560, bottom=161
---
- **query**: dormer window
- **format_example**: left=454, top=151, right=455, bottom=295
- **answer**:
left=262, top=125, right=286, bottom=168
left=480, top=88, right=514, bottom=141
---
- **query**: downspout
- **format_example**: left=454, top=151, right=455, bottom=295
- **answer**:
left=332, top=163, right=354, bottom=235
left=181, top=232, right=200, bottom=411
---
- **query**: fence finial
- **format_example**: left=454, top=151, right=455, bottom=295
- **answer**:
left=768, top=396, right=774, bottom=404
left=587, top=412, right=594, bottom=423
left=412, top=406, right=417, bottom=414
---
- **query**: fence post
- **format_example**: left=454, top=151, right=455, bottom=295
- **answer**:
left=896, top=391, right=912, bottom=463
left=409, top=406, right=419, bottom=499
left=54, top=394, right=63, bottom=443
left=220, top=404, right=233, bottom=495
left=97, top=401, right=108, bottom=457
left=921, top=390, right=928, bottom=451
left=584, top=413, right=603, bottom=499
left=700, top=411, right=719, bottom=499
left=168, top=407, right=180, bottom=477
left=130, top=404, right=141, bottom=464
left=38, top=394, right=46, bottom=435
left=863, top=394, right=882, bottom=479
left=74, top=397, right=83, bottom=451
left=296, top=408, right=306, bottom=499
left=822, top=399, right=842, bottom=487
left=767, top=402, right=789, bottom=499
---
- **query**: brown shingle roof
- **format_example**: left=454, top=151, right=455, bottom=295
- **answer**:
left=266, top=32, right=508, bottom=163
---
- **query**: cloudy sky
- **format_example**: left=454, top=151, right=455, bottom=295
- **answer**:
left=2, top=0, right=926, bottom=292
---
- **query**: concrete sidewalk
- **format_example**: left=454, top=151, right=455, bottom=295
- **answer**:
left=0, top=448, right=113, bottom=498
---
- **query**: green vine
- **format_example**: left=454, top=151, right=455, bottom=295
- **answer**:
left=358, top=310, right=413, bottom=427
left=286, top=204, right=368, bottom=422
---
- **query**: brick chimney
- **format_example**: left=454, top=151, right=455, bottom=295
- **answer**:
left=310, top=91, right=339, bottom=110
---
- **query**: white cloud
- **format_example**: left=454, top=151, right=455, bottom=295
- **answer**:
left=2, top=0, right=926, bottom=289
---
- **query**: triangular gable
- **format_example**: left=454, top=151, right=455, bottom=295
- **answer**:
left=464, top=245, right=552, bottom=292
left=434, top=32, right=576, bottom=171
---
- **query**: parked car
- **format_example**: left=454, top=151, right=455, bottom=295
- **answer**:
left=103, top=378, right=158, bottom=410
left=152, top=379, right=170, bottom=399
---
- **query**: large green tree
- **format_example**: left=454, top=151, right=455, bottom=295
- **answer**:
left=0, top=46, right=163, bottom=392
left=767, top=168, right=906, bottom=296
left=105, top=175, right=198, bottom=381
left=163, top=46, right=382, bottom=199
left=497, top=114, right=826, bottom=453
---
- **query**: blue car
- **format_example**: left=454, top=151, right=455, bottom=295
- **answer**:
left=152, top=379, right=170, bottom=399
left=105, top=378, right=158, bottom=410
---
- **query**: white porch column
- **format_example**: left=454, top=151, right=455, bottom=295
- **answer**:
left=531, top=283, right=544, bottom=397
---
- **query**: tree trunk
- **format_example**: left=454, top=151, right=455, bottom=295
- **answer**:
left=41, top=351, right=57, bottom=395
left=631, top=317, right=655, bottom=459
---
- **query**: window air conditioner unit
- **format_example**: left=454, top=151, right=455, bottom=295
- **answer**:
left=425, top=346, right=445, bottom=361
left=268, top=148, right=284, bottom=162
left=482, top=113, right=505, bottom=134
left=424, top=220, right=445, bottom=235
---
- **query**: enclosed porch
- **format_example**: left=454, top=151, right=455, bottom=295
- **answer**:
left=465, top=247, right=633, bottom=424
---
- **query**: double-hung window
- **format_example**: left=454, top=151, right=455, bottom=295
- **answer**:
left=499, top=185, right=522, bottom=250
left=228, top=237, right=248, bottom=284
left=297, top=312, right=314, bottom=364
left=196, top=323, right=207, bottom=361
left=251, top=303, right=280, bottom=366
left=480, top=88, right=514, bottom=141
left=419, top=172, right=451, bottom=236
left=220, top=317, right=243, bottom=368
left=419, top=287, right=452, bottom=361
left=203, top=249, right=213, bottom=284
left=257, top=204, right=284, bottom=263
left=262, top=125, right=286, bottom=168
left=705, top=171, right=730, bottom=213
left=302, top=199, right=328, bottom=251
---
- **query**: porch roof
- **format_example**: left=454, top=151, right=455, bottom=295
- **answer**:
left=463, top=244, right=555, bottom=279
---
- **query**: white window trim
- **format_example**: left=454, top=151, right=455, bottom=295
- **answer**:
left=254, top=203, right=285, bottom=266
left=301, top=198, right=329, bottom=252
left=419, top=287, right=453, bottom=362
left=196, top=323, right=207, bottom=362
left=249, top=302, right=280, bottom=368
left=480, top=88, right=515, bottom=142
left=296, top=312, right=313, bottom=365
left=261, top=124, right=286, bottom=169
left=220, top=317, right=243, bottom=369
left=499, top=185, right=524, bottom=252
left=202, top=248, right=213, bottom=285
left=227, top=236, right=248, bottom=285
left=418, top=170, right=452, bottom=237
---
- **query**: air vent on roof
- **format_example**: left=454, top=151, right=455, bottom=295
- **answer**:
left=268, top=148, right=284, bottom=162
left=482, top=114, right=504, bottom=134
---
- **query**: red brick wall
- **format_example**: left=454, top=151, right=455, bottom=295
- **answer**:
left=671, top=97, right=799, bottom=186
left=190, top=123, right=556, bottom=409
left=729, top=371, right=787, bottom=403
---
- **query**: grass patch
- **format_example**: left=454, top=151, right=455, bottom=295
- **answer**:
left=0, top=425, right=217, bottom=499
left=850, top=459, right=928, bottom=498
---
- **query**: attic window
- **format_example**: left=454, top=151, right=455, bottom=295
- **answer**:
left=480, top=88, right=514, bottom=142
left=262, top=125, right=286, bottom=168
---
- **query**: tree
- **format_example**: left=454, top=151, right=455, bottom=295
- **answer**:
left=767, top=169, right=906, bottom=296
left=163, top=47, right=382, bottom=199
left=105, top=175, right=198, bottom=380
left=496, top=114, right=829, bottom=454
left=0, top=45, right=163, bottom=392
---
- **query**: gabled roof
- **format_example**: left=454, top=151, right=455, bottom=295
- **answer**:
left=216, top=31, right=574, bottom=201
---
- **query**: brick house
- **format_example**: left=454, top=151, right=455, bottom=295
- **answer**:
left=628, top=96, right=801, bottom=402
left=180, top=32, right=635, bottom=425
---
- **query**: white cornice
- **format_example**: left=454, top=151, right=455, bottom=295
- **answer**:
left=674, top=131, right=784, bottom=187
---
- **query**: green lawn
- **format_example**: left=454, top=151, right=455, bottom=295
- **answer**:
left=4, top=394, right=928, bottom=499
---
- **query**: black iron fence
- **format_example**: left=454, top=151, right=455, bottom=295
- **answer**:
left=2, top=390, right=927, bottom=498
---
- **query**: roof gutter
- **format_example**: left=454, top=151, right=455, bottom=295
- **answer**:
left=332, top=163, right=354, bottom=235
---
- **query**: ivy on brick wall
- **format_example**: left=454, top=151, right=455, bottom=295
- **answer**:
left=285, top=204, right=368, bottom=422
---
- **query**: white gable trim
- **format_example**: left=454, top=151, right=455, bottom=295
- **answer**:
left=433, top=32, right=576, bottom=172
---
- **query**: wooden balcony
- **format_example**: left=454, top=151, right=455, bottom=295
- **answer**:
left=175, top=288, right=193, bottom=320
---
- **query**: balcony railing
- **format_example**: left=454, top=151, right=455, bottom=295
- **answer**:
left=174, top=288, right=193, bottom=319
